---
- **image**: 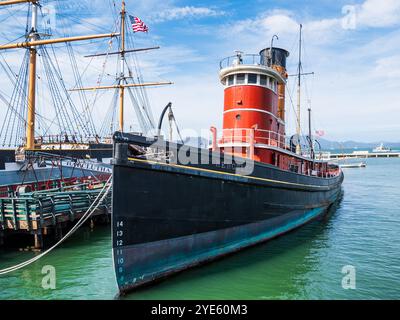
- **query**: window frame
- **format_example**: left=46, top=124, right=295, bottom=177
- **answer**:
left=223, top=73, right=279, bottom=94
left=236, top=73, right=246, bottom=85
left=259, top=74, right=267, bottom=86
left=228, top=75, right=234, bottom=86
left=247, top=73, right=258, bottom=84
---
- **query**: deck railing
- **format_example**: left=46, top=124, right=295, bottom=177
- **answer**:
left=219, top=128, right=289, bottom=150
left=0, top=184, right=111, bottom=231
left=20, top=135, right=113, bottom=146
left=219, top=54, right=261, bottom=69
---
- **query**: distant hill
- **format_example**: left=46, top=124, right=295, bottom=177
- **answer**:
left=181, top=136, right=400, bottom=151
left=316, top=138, right=400, bottom=151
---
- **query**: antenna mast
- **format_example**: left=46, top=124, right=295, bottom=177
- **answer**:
left=296, top=24, right=302, bottom=155
left=308, top=108, right=315, bottom=163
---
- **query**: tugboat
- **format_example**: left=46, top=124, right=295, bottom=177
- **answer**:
left=111, top=29, right=344, bottom=293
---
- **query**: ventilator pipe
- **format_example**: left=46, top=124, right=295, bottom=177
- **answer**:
left=157, top=102, right=172, bottom=137
left=210, top=126, right=218, bottom=151
left=249, top=124, right=257, bottom=160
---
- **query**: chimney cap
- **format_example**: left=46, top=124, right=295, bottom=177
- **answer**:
left=259, top=47, right=290, bottom=68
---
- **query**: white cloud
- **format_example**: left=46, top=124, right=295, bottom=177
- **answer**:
left=151, top=6, right=225, bottom=22
left=146, top=73, right=223, bottom=136
left=222, top=0, right=400, bottom=48
left=356, top=0, right=400, bottom=28
left=260, top=11, right=299, bottom=35
left=221, top=10, right=343, bottom=50
left=373, top=55, right=400, bottom=79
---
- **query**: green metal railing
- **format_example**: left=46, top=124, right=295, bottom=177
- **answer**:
left=0, top=185, right=111, bottom=231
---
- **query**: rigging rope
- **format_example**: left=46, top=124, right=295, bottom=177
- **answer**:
left=99, top=88, right=119, bottom=137
left=0, top=50, right=30, bottom=147
left=66, top=43, right=98, bottom=136
left=125, top=17, right=156, bottom=128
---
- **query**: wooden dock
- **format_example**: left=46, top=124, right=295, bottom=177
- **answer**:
left=320, top=152, right=400, bottom=160
left=0, top=183, right=111, bottom=249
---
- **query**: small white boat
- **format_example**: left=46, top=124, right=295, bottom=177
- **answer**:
left=373, top=143, right=392, bottom=153
left=339, top=162, right=367, bottom=169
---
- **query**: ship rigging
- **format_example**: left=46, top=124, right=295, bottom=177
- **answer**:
left=0, top=0, right=172, bottom=150
left=0, top=0, right=118, bottom=149
left=0, top=0, right=174, bottom=195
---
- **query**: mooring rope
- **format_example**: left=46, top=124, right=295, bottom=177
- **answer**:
left=0, top=175, right=113, bottom=275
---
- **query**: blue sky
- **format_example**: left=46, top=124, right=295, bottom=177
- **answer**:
left=1, top=0, right=400, bottom=142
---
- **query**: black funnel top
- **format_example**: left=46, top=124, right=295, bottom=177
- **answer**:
left=260, top=47, right=290, bottom=69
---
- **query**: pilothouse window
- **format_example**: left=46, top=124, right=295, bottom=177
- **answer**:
left=236, top=73, right=245, bottom=84
left=260, top=75, right=267, bottom=86
left=271, top=79, right=276, bottom=91
left=248, top=73, right=257, bottom=84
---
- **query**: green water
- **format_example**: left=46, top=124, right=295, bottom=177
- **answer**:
left=1, top=158, right=399, bottom=299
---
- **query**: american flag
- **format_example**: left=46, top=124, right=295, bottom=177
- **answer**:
left=129, top=15, right=148, bottom=33
left=315, top=130, right=325, bottom=137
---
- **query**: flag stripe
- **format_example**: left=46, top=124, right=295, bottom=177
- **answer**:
left=129, top=15, right=148, bottom=33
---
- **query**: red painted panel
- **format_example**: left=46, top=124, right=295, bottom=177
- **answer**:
left=221, top=85, right=280, bottom=164
left=223, top=85, right=278, bottom=133
left=223, top=85, right=277, bottom=114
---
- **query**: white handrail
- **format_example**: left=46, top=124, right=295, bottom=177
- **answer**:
left=219, top=128, right=288, bottom=150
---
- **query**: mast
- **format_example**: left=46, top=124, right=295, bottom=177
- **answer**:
left=69, top=1, right=172, bottom=135
left=119, top=1, right=126, bottom=132
left=290, top=24, right=314, bottom=156
left=0, top=0, right=118, bottom=149
left=296, top=24, right=303, bottom=155
left=26, top=1, right=38, bottom=150
left=308, top=108, right=314, bottom=162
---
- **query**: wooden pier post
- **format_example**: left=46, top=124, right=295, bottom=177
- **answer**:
left=55, top=225, right=63, bottom=242
left=34, top=231, right=43, bottom=250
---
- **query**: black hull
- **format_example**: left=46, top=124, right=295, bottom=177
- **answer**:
left=111, top=133, right=343, bottom=293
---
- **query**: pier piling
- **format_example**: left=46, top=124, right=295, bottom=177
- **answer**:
left=34, top=232, right=43, bottom=250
